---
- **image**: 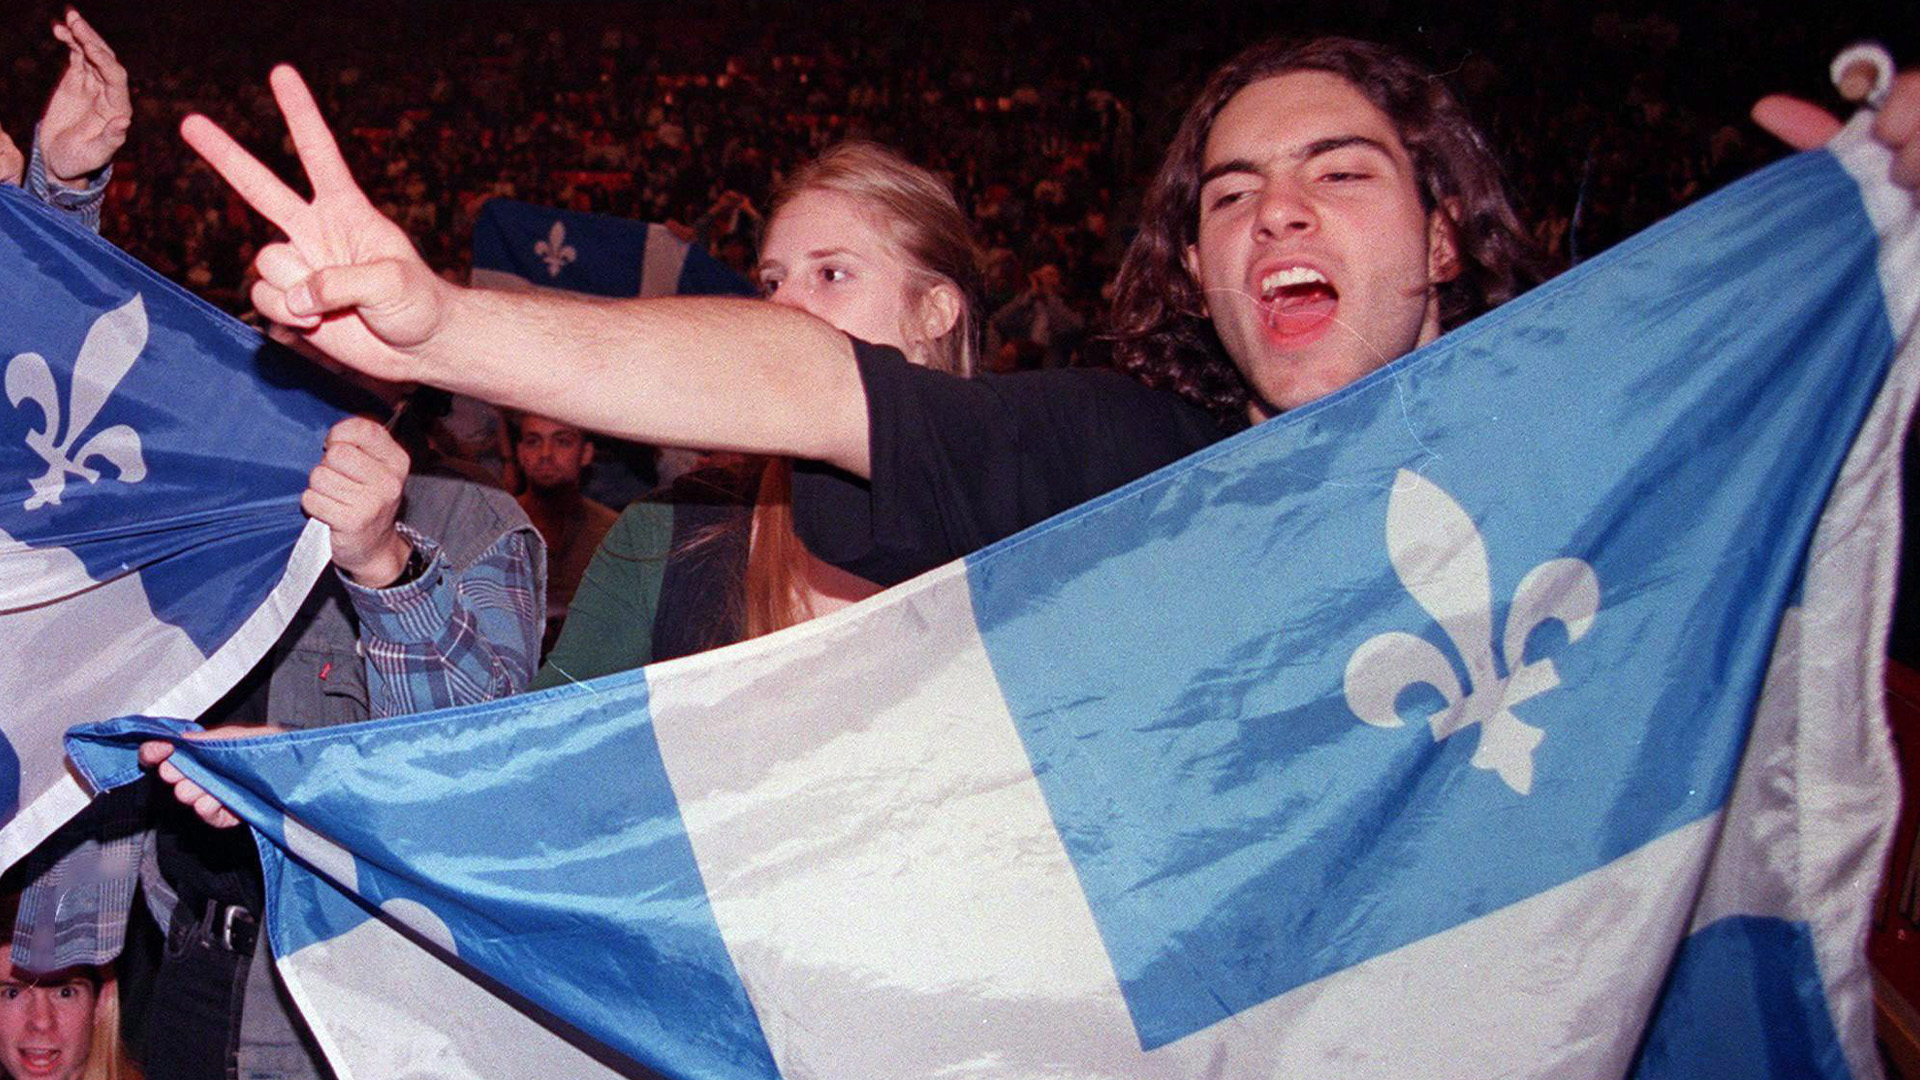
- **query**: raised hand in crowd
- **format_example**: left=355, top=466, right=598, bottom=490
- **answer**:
left=38, top=8, right=130, bottom=189
left=184, top=65, right=868, bottom=473
left=1753, top=56, right=1920, bottom=204
left=0, top=127, right=22, bottom=186
left=180, top=66, right=456, bottom=385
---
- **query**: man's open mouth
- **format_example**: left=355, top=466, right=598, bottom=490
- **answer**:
left=1258, top=266, right=1339, bottom=334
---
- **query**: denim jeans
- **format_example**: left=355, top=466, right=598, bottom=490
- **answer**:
left=143, top=901, right=249, bottom=1080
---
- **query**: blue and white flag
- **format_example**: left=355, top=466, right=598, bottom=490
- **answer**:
left=469, top=197, right=755, bottom=299
left=0, top=185, right=350, bottom=867
left=71, top=112, right=1914, bottom=1079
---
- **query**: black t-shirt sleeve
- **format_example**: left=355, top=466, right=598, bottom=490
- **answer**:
left=793, top=340, right=1226, bottom=587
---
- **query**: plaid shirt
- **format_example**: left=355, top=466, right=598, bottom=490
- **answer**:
left=12, top=523, right=542, bottom=971
left=349, top=522, right=543, bottom=714
left=24, top=125, right=110, bottom=233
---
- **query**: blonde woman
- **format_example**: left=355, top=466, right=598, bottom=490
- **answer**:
left=531, top=141, right=984, bottom=679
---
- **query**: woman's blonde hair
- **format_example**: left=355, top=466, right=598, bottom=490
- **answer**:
left=767, top=140, right=984, bottom=378
left=744, top=142, right=985, bottom=639
left=80, top=967, right=136, bottom=1080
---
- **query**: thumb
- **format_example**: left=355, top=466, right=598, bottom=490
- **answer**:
left=288, top=259, right=445, bottom=348
left=288, top=259, right=412, bottom=318
left=1752, top=94, right=1844, bottom=151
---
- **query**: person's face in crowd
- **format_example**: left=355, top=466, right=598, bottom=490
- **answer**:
left=0, top=943, right=96, bottom=1080
left=1185, top=71, right=1458, bottom=423
left=516, top=415, right=594, bottom=492
left=758, top=189, right=952, bottom=365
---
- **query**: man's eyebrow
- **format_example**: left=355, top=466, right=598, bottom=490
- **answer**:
left=1198, top=158, right=1260, bottom=188
left=1295, top=134, right=1396, bottom=162
left=1199, top=135, right=1398, bottom=189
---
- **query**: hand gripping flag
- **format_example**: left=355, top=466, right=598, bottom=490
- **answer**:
left=0, top=185, right=349, bottom=867
left=70, top=111, right=1915, bottom=1078
left=469, top=197, right=756, bottom=299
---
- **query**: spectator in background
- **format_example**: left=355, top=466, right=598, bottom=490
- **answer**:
left=0, top=893, right=138, bottom=1080
left=990, top=261, right=1084, bottom=368
left=512, top=412, right=617, bottom=654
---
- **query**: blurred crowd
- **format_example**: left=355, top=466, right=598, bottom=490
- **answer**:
left=0, top=0, right=1909, bottom=369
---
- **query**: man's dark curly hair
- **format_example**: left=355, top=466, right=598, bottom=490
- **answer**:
left=1107, top=37, right=1552, bottom=422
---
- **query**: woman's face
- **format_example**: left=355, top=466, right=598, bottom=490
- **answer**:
left=758, top=189, right=927, bottom=359
left=0, top=943, right=95, bottom=1080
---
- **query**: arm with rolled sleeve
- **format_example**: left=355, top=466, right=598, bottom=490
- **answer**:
left=25, top=127, right=110, bottom=232
left=344, top=522, right=543, bottom=716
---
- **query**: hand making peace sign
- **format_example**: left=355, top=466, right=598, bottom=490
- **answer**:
left=179, top=66, right=454, bottom=384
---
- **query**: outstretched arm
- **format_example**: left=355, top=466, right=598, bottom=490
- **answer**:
left=181, top=66, right=873, bottom=475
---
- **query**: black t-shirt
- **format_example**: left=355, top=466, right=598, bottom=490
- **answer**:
left=793, top=341, right=1231, bottom=587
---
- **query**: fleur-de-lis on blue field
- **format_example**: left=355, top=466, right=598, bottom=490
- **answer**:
left=7, top=295, right=150, bottom=511
left=535, top=221, right=576, bottom=277
left=1343, top=470, right=1599, bottom=795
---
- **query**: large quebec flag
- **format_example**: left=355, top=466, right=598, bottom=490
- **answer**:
left=469, top=196, right=755, bottom=299
left=70, top=111, right=1914, bottom=1078
left=0, top=185, right=348, bottom=866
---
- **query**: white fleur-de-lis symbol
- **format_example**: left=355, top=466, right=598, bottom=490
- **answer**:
left=535, top=221, right=577, bottom=277
left=1343, top=470, right=1599, bottom=795
left=6, top=295, right=150, bottom=511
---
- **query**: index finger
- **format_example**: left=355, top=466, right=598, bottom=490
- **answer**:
left=268, top=65, right=360, bottom=199
left=1750, top=94, right=1842, bottom=153
left=67, top=12, right=130, bottom=109
left=180, top=113, right=311, bottom=233
left=62, top=10, right=120, bottom=69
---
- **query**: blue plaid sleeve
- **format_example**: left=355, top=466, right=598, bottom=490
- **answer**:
left=25, top=125, right=109, bottom=234
left=345, top=523, right=542, bottom=717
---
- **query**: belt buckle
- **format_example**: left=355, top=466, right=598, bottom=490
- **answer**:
left=218, top=903, right=253, bottom=952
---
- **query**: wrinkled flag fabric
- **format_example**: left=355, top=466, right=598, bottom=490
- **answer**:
left=469, top=197, right=755, bottom=299
left=71, top=113, right=1914, bottom=1079
left=0, top=184, right=348, bottom=868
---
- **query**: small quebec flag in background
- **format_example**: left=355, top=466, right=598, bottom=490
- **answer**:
left=465, top=196, right=756, bottom=496
left=0, top=183, right=349, bottom=867
left=469, top=196, right=756, bottom=300
left=56, top=115, right=1920, bottom=1078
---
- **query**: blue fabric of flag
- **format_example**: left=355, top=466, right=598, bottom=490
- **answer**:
left=62, top=124, right=1911, bottom=1079
left=967, top=146, right=1894, bottom=1049
left=0, top=185, right=351, bottom=653
left=71, top=682, right=777, bottom=1080
left=0, top=184, right=352, bottom=859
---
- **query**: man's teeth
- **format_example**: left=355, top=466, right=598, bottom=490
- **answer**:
left=1259, top=266, right=1329, bottom=299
